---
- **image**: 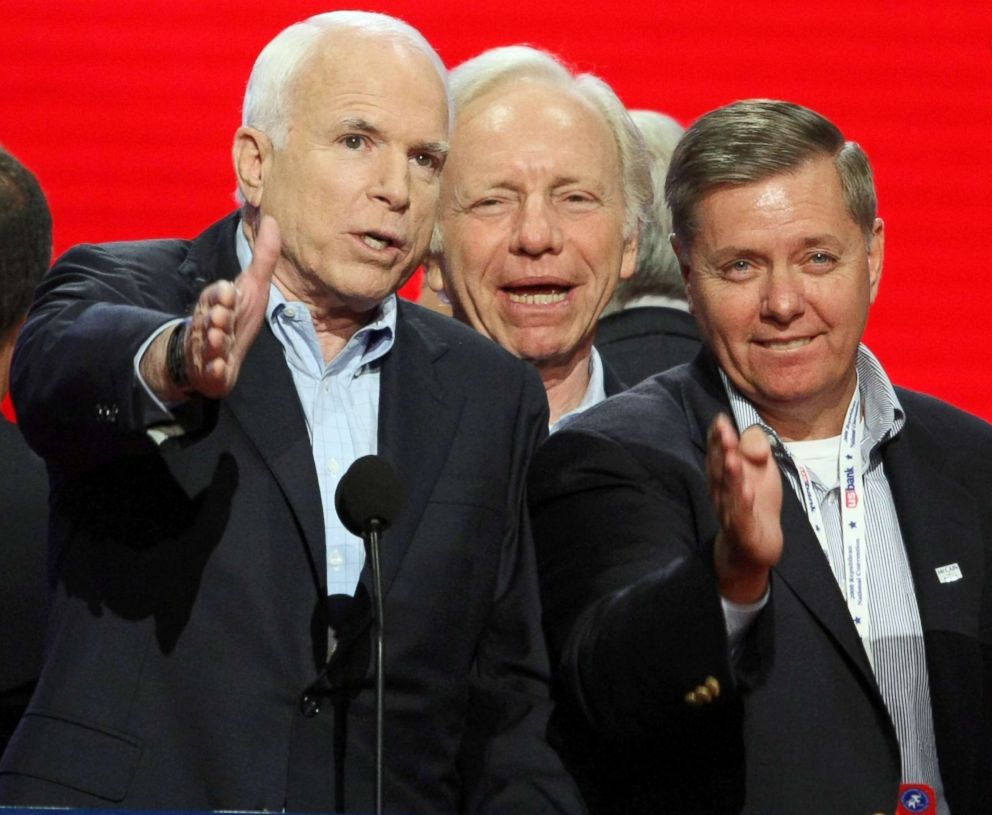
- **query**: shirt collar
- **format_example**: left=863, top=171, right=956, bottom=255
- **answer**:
left=550, top=347, right=607, bottom=434
left=719, top=343, right=904, bottom=453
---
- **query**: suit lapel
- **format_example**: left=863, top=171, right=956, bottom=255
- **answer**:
left=375, top=302, right=464, bottom=597
left=881, top=417, right=984, bottom=707
left=774, top=487, right=878, bottom=686
left=225, top=327, right=327, bottom=592
left=883, top=421, right=984, bottom=638
left=178, top=215, right=327, bottom=593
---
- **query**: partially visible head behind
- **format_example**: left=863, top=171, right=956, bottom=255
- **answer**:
left=428, top=45, right=651, bottom=374
left=607, top=109, right=685, bottom=311
left=0, top=146, right=52, bottom=342
left=666, top=99, right=876, bottom=249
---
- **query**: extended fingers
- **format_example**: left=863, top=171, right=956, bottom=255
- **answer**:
left=707, top=415, right=755, bottom=524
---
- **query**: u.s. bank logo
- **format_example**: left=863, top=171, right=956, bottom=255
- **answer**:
left=900, top=787, right=931, bottom=812
left=843, top=466, right=858, bottom=508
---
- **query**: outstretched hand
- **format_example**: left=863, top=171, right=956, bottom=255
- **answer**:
left=142, top=215, right=280, bottom=403
left=183, top=216, right=280, bottom=398
left=707, top=414, right=784, bottom=603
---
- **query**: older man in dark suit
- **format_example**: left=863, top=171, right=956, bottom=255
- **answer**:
left=531, top=100, right=991, bottom=815
left=0, top=13, right=580, bottom=813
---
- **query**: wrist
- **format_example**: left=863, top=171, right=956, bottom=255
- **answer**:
left=166, top=317, right=193, bottom=394
left=715, top=533, right=772, bottom=604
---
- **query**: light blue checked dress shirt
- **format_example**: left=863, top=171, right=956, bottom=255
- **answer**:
left=236, top=227, right=396, bottom=597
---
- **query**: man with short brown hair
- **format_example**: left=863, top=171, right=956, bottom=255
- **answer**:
left=531, top=99, right=992, bottom=814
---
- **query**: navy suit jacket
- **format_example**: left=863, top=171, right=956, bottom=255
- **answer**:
left=530, top=350, right=992, bottom=815
left=0, top=214, right=582, bottom=814
left=0, top=417, right=49, bottom=754
left=596, top=305, right=701, bottom=387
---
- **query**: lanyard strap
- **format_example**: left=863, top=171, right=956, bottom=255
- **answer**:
left=789, top=390, right=872, bottom=667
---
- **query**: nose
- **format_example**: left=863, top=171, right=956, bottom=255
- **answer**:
left=760, top=266, right=805, bottom=324
left=509, top=196, right=563, bottom=257
left=369, top=149, right=411, bottom=211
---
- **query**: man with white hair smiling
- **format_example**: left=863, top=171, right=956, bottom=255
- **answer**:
left=0, top=12, right=580, bottom=813
left=427, top=46, right=652, bottom=430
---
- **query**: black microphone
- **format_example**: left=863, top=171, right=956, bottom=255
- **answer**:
left=334, top=454, right=404, bottom=538
left=334, top=455, right=404, bottom=815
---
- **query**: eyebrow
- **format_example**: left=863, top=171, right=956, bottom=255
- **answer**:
left=340, top=117, right=383, bottom=138
left=417, top=141, right=449, bottom=156
left=340, top=117, right=448, bottom=156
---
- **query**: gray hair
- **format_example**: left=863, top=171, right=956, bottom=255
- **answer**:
left=237, top=11, right=450, bottom=210
left=0, top=145, right=52, bottom=339
left=432, top=45, right=652, bottom=252
left=607, top=110, right=686, bottom=312
left=665, top=99, right=876, bottom=248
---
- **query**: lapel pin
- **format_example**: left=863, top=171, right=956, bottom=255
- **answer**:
left=935, top=563, right=962, bottom=584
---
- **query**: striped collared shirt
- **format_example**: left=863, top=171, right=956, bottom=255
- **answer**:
left=722, top=345, right=949, bottom=812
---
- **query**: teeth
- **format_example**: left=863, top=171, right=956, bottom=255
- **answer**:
left=362, top=234, right=390, bottom=250
left=508, top=291, right=567, bottom=305
left=763, top=338, right=810, bottom=350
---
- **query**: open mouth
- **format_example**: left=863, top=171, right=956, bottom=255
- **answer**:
left=504, top=285, right=570, bottom=305
left=360, top=231, right=400, bottom=251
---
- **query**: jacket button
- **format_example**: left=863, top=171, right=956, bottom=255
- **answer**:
left=299, top=693, right=320, bottom=718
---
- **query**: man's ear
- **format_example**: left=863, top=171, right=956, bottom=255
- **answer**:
left=619, top=233, right=639, bottom=281
left=867, top=217, right=884, bottom=305
left=671, top=233, right=695, bottom=313
left=424, top=256, right=446, bottom=294
left=233, top=127, right=272, bottom=208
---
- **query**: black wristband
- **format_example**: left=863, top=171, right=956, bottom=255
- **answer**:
left=167, top=318, right=191, bottom=391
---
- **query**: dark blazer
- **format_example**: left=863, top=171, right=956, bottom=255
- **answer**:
left=529, top=350, right=992, bottom=815
left=0, top=215, right=582, bottom=814
left=596, top=305, right=701, bottom=387
left=0, top=417, right=49, bottom=755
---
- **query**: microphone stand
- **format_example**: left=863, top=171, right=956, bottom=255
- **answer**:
left=366, top=518, right=386, bottom=815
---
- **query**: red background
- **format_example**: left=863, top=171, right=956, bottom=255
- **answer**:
left=3, top=1, right=990, bottom=420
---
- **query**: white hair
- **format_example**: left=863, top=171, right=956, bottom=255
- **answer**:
left=243, top=11, right=450, bottom=146
left=606, top=109, right=687, bottom=311
left=236, top=11, right=450, bottom=209
left=432, top=45, right=652, bottom=252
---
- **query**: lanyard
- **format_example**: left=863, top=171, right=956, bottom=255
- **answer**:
left=787, top=390, right=872, bottom=668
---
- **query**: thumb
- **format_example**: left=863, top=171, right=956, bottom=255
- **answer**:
left=235, top=215, right=280, bottom=324
left=738, top=424, right=773, bottom=464
left=244, top=214, right=280, bottom=291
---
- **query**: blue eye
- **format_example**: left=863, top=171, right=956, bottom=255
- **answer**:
left=342, top=135, right=365, bottom=150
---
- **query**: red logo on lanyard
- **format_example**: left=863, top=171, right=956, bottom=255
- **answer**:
left=897, top=783, right=936, bottom=814
left=843, top=465, right=858, bottom=508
